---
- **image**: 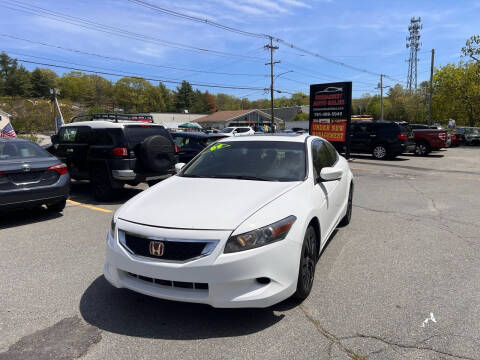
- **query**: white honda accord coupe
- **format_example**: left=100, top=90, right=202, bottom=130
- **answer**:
left=104, top=134, right=353, bottom=308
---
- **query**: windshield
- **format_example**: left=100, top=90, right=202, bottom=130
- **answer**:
left=220, top=127, right=234, bottom=133
left=181, top=141, right=306, bottom=182
left=0, top=141, right=51, bottom=160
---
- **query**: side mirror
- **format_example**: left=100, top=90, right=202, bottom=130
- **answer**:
left=51, top=134, right=59, bottom=144
left=175, top=163, right=186, bottom=173
left=319, top=167, right=343, bottom=182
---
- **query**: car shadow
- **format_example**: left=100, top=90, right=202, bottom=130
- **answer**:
left=0, top=206, right=63, bottom=230
left=401, top=153, right=445, bottom=158
left=69, top=181, right=144, bottom=206
left=349, top=154, right=410, bottom=162
left=80, top=276, right=285, bottom=340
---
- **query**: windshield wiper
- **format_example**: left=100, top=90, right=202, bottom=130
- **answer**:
left=207, top=175, right=272, bottom=181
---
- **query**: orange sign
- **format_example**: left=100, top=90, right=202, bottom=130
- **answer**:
left=310, top=121, right=347, bottom=141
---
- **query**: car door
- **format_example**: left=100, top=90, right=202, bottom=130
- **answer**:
left=350, top=123, right=374, bottom=153
left=56, top=126, right=91, bottom=179
left=311, top=139, right=342, bottom=244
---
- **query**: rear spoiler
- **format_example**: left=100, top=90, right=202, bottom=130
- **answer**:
left=71, top=113, right=154, bottom=123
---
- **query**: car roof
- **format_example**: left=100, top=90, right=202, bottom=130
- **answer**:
left=62, top=120, right=165, bottom=129
left=218, top=133, right=310, bottom=143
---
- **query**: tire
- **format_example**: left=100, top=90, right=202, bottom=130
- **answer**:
left=138, top=135, right=176, bottom=173
left=339, top=184, right=353, bottom=227
left=294, top=226, right=317, bottom=300
left=47, top=199, right=66, bottom=212
left=415, top=142, right=430, bottom=156
left=91, top=167, right=114, bottom=201
left=372, top=144, right=388, bottom=160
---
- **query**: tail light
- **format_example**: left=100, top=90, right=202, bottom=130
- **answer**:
left=48, top=163, right=68, bottom=175
left=438, top=132, right=446, bottom=141
left=112, top=147, right=128, bottom=157
left=397, top=133, right=408, bottom=140
left=174, top=144, right=181, bottom=153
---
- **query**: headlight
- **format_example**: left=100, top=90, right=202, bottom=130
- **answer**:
left=224, top=215, right=296, bottom=253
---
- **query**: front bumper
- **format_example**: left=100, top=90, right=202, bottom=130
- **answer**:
left=104, top=219, right=302, bottom=308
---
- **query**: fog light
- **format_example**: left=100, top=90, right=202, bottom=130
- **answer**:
left=256, top=277, right=271, bottom=285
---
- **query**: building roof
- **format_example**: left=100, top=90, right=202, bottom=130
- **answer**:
left=196, top=110, right=252, bottom=123
left=197, top=109, right=283, bottom=124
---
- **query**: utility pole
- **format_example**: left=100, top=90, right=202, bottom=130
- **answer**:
left=380, top=74, right=384, bottom=120
left=428, top=49, right=435, bottom=125
left=265, top=36, right=279, bottom=132
left=50, top=88, right=64, bottom=132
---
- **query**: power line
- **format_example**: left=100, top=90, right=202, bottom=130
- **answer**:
left=0, top=34, right=266, bottom=77
left=14, top=58, right=269, bottom=91
left=0, top=0, right=264, bottom=61
left=125, top=0, right=414, bottom=81
left=126, top=0, right=268, bottom=39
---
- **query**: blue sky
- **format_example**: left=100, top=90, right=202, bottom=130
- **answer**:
left=1, top=0, right=478, bottom=99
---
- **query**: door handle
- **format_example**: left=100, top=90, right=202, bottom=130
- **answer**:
left=370, top=134, right=376, bottom=137
left=66, top=148, right=74, bottom=153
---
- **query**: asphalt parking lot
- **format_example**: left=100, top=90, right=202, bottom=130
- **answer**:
left=1, top=147, right=480, bottom=360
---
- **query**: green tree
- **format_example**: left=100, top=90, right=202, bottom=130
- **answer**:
left=30, top=68, right=57, bottom=98
left=174, top=81, right=194, bottom=112
left=462, top=35, right=480, bottom=62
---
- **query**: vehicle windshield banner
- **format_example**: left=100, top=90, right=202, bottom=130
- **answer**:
left=309, top=82, right=352, bottom=143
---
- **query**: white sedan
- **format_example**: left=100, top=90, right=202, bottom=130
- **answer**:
left=219, top=126, right=255, bottom=137
left=104, top=134, right=354, bottom=308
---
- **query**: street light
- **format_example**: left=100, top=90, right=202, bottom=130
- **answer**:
left=274, top=70, right=294, bottom=81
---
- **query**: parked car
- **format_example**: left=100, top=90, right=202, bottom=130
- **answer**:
left=170, top=131, right=228, bottom=163
left=49, top=114, right=177, bottom=200
left=410, top=127, right=448, bottom=155
left=0, top=138, right=70, bottom=211
left=349, top=121, right=415, bottom=159
left=462, top=128, right=480, bottom=145
left=104, top=134, right=354, bottom=308
left=219, top=126, right=255, bottom=137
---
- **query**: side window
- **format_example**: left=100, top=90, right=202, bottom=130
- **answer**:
left=325, top=141, right=338, bottom=164
left=236, top=128, right=248, bottom=133
left=76, top=127, right=93, bottom=144
left=59, top=127, right=78, bottom=142
left=312, top=140, right=335, bottom=177
left=183, top=138, right=190, bottom=147
left=172, top=136, right=185, bottom=147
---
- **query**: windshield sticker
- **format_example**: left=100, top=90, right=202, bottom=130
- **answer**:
left=209, top=143, right=231, bottom=151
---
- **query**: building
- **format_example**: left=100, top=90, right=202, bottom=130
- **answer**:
left=147, top=112, right=205, bottom=129
left=196, top=109, right=283, bottom=129
left=260, top=105, right=309, bottom=122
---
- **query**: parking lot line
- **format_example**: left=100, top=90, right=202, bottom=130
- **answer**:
left=67, top=199, right=113, bottom=213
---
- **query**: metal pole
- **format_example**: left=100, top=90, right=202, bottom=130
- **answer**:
left=265, top=36, right=279, bottom=133
left=428, top=49, right=435, bottom=125
left=380, top=74, right=384, bottom=120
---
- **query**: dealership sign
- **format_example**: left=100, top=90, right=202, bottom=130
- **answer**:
left=309, top=82, right=352, bottom=142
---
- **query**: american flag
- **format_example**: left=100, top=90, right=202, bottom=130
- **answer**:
left=1, top=122, right=16, bottom=138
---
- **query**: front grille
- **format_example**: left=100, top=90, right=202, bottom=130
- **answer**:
left=127, top=272, right=208, bottom=290
left=122, top=232, right=216, bottom=261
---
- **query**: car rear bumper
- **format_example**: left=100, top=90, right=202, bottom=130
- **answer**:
left=104, top=219, right=302, bottom=308
left=111, top=169, right=175, bottom=182
left=0, top=174, right=70, bottom=208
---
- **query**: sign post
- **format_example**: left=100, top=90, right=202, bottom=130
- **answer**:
left=309, top=82, right=352, bottom=158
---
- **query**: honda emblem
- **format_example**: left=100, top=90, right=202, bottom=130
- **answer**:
left=22, top=164, right=30, bottom=172
left=149, top=241, right=165, bottom=257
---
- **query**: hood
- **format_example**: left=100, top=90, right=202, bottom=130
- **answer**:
left=118, top=176, right=300, bottom=230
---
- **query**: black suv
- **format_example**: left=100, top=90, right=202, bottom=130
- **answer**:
left=349, top=121, right=415, bottom=159
left=49, top=114, right=177, bottom=200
